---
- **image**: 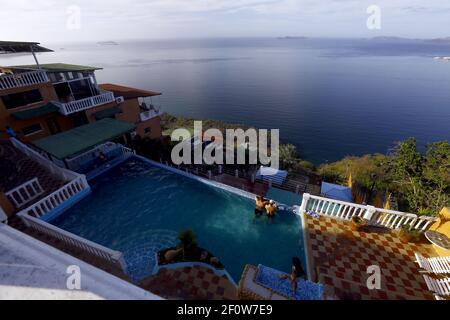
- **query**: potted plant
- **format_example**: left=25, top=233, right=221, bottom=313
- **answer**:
left=399, top=225, right=420, bottom=243
left=177, top=228, right=198, bottom=259
left=350, top=216, right=367, bottom=231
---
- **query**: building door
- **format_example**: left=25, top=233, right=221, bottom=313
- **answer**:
left=45, top=117, right=62, bottom=135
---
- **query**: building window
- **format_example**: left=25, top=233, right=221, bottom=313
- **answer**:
left=1, top=89, right=43, bottom=109
left=144, top=127, right=152, bottom=134
left=22, top=123, right=43, bottom=136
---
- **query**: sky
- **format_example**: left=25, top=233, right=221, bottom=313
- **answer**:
left=1, top=0, right=450, bottom=43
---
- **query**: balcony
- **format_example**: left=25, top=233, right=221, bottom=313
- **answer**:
left=56, top=90, right=115, bottom=115
left=139, top=109, right=162, bottom=122
left=0, top=70, right=49, bottom=91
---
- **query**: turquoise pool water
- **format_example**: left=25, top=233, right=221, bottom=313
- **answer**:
left=50, top=157, right=306, bottom=282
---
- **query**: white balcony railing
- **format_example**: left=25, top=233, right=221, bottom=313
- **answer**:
left=57, top=91, right=115, bottom=115
left=139, top=109, right=161, bottom=122
left=10, top=138, right=83, bottom=182
left=65, top=142, right=135, bottom=172
left=10, top=137, right=127, bottom=272
left=5, top=177, right=44, bottom=209
left=0, top=70, right=49, bottom=90
left=299, top=193, right=437, bottom=231
left=19, top=211, right=127, bottom=271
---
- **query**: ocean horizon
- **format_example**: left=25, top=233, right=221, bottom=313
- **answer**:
left=2, top=37, right=449, bottom=164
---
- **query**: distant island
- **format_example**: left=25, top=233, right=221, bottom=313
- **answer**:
left=370, top=36, right=450, bottom=43
left=97, top=41, right=119, bottom=46
left=277, top=36, right=307, bottom=40
left=427, top=36, right=450, bottom=43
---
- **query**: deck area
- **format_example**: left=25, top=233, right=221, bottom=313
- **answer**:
left=140, top=266, right=237, bottom=300
left=303, top=213, right=438, bottom=300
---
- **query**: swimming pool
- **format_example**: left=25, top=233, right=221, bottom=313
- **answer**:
left=50, top=157, right=306, bottom=282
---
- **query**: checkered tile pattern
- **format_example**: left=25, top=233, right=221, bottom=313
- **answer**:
left=304, top=214, right=437, bottom=300
left=140, top=266, right=237, bottom=300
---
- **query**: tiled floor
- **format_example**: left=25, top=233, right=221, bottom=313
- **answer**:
left=140, top=266, right=237, bottom=300
left=303, top=214, right=438, bottom=300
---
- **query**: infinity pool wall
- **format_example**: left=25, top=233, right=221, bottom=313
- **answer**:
left=50, top=157, right=306, bottom=282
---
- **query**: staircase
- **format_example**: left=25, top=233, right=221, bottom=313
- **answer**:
left=0, top=140, right=66, bottom=213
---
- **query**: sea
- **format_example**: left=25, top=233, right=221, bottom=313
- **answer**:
left=2, top=37, right=449, bottom=164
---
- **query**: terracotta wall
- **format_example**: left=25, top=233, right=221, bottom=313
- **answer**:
left=85, top=97, right=162, bottom=140
left=137, top=117, right=162, bottom=139
left=0, top=83, right=75, bottom=142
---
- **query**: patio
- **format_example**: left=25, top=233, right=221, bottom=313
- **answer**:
left=303, top=213, right=438, bottom=300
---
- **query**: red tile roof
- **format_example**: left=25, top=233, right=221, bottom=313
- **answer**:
left=99, top=83, right=161, bottom=100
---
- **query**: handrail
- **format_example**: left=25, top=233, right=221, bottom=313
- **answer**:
left=5, top=177, right=44, bottom=209
left=17, top=177, right=88, bottom=218
left=0, top=70, right=49, bottom=90
left=19, top=211, right=126, bottom=271
left=139, top=109, right=161, bottom=122
left=299, top=193, right=437, bottom=231
left=10, top=138, right=84, bottom=182
left=57, top=91, right=115, bottom=115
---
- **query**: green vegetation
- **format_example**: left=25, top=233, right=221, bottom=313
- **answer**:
left=319, top=138, right=449, bottom=215
left=177, top=229, right=198, bottom=259
left=390, top=138, right=449, bottom=214
left=156, top=114, right=449, bottom=216
left=161, top=113, right=252, bottom=136
left=160, top=113, right=315, bottom=173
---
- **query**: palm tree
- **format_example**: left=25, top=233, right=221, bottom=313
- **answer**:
left=177, top=229, right=197, bottom=260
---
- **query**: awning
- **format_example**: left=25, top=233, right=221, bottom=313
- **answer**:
left=256, top=166, right=288, bottom=185
left=11, top=103, right=60, bottom=120
left=31, top=118, right=136, bottom=159
left=0, top=41, right=53, bottom=54
left=320, top=182, right=353, bottom=202
left=93, top=106, right=122, bottom=120
left=5, top=63, right=101, bottom=72
left=99, top=83, right=161, bottom=99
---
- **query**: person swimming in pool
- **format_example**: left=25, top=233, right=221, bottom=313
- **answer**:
left=254, top=195, right=269, bottom=219
left=265, top=200, right=278, bottom=220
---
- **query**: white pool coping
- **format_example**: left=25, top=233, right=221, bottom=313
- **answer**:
left=0, top=224, right=162, bottom=300
left=135, top=156, right=312, bottom=281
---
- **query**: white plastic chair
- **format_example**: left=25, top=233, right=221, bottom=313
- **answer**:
left=423, top=275, right=450, bottom=297
left=415, top=253, right=450, bottom=275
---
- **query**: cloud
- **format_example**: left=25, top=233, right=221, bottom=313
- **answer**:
left=0, top=0, right=449, bottom=41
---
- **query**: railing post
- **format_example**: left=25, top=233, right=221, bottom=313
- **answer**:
left=299, top=193, right=310, bottom=214
left=363, top=205, right=377, bottom=221
left=235, top=169, right=239, bottom=178
left=218, top=165, right=223, bottom=174
left=113, top=252, right=128, bottom=274
left=208, top=170, right=212, bottom=179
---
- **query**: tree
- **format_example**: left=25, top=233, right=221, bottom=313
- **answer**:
left=177, top=229, right=198, bottom=259
left=422, top=141, right=450, bottom=213
left=390, top=138, right=426, bottom=212
left=390, top=138, right=450, bottom=215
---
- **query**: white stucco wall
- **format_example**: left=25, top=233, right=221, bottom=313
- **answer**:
left=0, top=224, right=162, bottom=300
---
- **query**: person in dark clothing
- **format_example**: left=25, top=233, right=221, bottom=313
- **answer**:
left=280, top=257, right=306, bottom=294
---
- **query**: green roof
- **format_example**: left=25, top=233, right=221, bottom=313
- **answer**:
left=32, top=118, right=136, bottom=159
left=93, top=106, right=122, bottom=120
left=11, top=103, right=60, bottom=120
left=8, top=63, right=102, bottom=72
